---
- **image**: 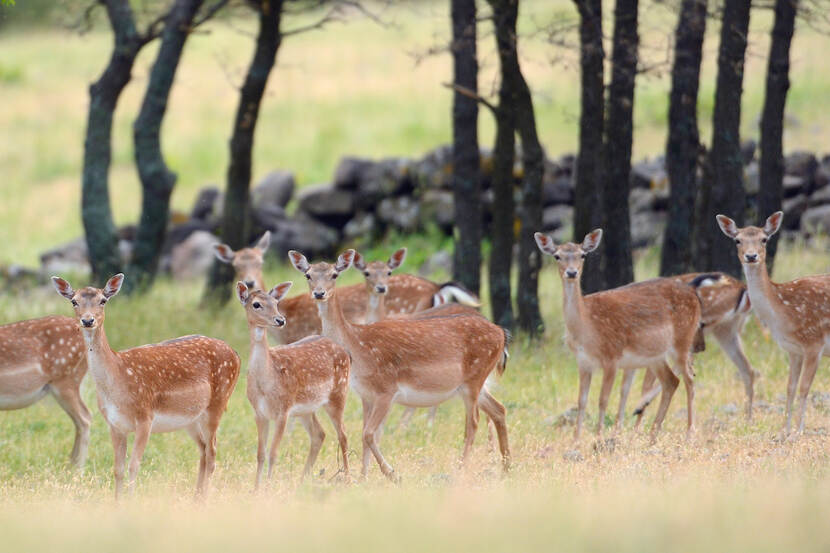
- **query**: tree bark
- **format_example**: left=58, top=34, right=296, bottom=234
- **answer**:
left=660, top=0, right=707, bottom=277
left=203, top=0, right=284, bottom=305
left=601, top=0, right=638, bottom=290
left=450, top=0, right=482, bottom=295
left=571, top=0, right=604, bottom=293
left=758, top=0, right=797, bottom=272
left=698, top=0, right=751, bottom=276
left=82, top=0, right=146, bottom=284
left=128, top=0, right=205, bottom=291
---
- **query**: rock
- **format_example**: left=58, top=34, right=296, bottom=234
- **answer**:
left=40, top=237, right=90, bottom=276
left=411, top=145, right=453, bottom=190
left=783, top=175, right=807, bottom=198
left=785, top=151, right=818, bottom=182
left=252, top=170, right=295, bottom=208
left=419, top=189, right=454, bottom=231
left=630, top=158, right=667, bottom=190
left=377, top=196, right=420, bottom=232
left=744, top=161, right=759, bottom=196
left=296, top=185, right=355, bottom=229
left=190, top=186, right=221, bottom=220
left=816, top=156, right=830, bottom=190
left=354, top=158, right=412, bottom=210
left=782, top=194, right=808, bottom=230
left=809, top=185, right=830, bottom=207
left=630, top=211, right=666, bottom=249
left=541, top=205, right=573, bottom=232
left=161, top=219, right=217, bottom=257
left=419, top=250, right=453, bottom=277
left=800, top=204, right=830, bottom=234
left=251, top=204, right=287, bottom=236
left=169, top=231, right=219, bottom=280
left=554, top=407, right=579, bottom=428
left=334, top=157, right=375, bottom=190
left=0, top=264, right=39, bottom=290
left=268, top=216, right=340, bottom=259
left=741, top=139, right=757, bottom=165
left=343, top=212, right=377, bottom=241
left=629, top=187, right=656, bottom=214
left=542, top=174, right=573, bottom=206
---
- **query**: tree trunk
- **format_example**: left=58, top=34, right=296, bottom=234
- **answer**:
left=572, top=0, right=604, bottom=293
left=128, top=0, right=205, bottom=291
left=450, top=0, right=482, bottom=295
left=82, top=0, right=145, bottom=284
left=698, top=0, right=751, bottom=276
left=660, top=0, right=707, bottom=277
left=203, top=0, right=284, bottom=305
left=601, top=0, right=638, bottom=290
left=758, top=0, right=797, bottom=272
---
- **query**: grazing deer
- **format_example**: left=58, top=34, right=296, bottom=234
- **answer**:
left=535, top=230, right=703, bottom=440
left=632, top=272, right=756, bottom=423
left=236, top=281, right=350, bottom=487
left=717, top=211, right=830, bottom=436
left=289, top=249, right=510, bottom=480
left=0, top=316, right=90, bottom=467
left=52, top=274, right=240, bottom=498
left=214, top=234, right=479, bottom=344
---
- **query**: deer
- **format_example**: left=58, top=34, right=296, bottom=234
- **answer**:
left=631, top=272, right=756, bottom=424
left=235, top=280, right=351, bottom=487
left=213, top=233, right=480, bottom=344
left=535, top=229, right=703, bottom=441
left=289, top=249, right=510, bottom=481
left=52, top=273, right=241, bottom=498
left=717, top=210, right=830, bottom=436
left=0, top=316, right=90, bottom=468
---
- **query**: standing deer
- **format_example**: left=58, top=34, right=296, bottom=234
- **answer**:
left=213, top=234, right=479, bottom=344
left=0, top=316, right=90, bottom=467
left=236, top=281, right=350, bottom=487
left=289, top=249, right=510, bottom=480
left=52, top=273, right=240, bottom=497
left=717, top=211, right=830, bottom=436
left=535, top=230, right=703, bottom=440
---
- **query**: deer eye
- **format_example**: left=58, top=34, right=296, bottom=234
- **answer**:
left=305, top=274, right=311, bottom=280
left=252, top=302, right=261, bottom=309
left=99, top=299, right=107, bottom=305
left=735, top=239, right=741, bottom=245
left=761, top=237, right=768, bottom=244
left=581, top=253, right=587, bottom=259
left=71, top=299, right=78, bottom=307
left=364, top=271, right=369, bottom=277
left=332, top=273, right=338, bottom=279
left=387, top=271, right=392, bottom=276
left=553, top=254, right=560, bottom=261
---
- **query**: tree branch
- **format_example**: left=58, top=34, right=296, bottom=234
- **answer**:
left=442, top=82, right=497, bottom=116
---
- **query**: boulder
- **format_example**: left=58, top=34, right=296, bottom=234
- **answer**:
left=542, top=169, right=573, bottom=206
left=268, top=216, right=340, bottom=259
left=800, top=204, right=830, bottom=234
left=251, top=204, right=287, bottom=236
left=377, top=196, right=420, bottom=232
left=411, top=145, right=453, bottom=190
left=541, top=205, right=573, bottom=232
left=252, top=170, right=295, bottom=208
left=785, top=151, right=818, bottom=181
left=809, top=185, right=830, bottom=207
left=629, top=187, right=656, bottom=214
left=630, top=211, right=666, bottom=249
left=782, top=194, right=808, bottom=230
left=296, top=185, right=356, bottom=229
left=40, top=237, right=90, bottom=277
left=419, top=189, right=455, bottom=231
left=169, top=230, right=219, bottom=280
left=418, top=250, right=453, bottom=278
left=343, top=212, right=377, bottom=241
left=783, top=175, right=807, bottom=198
left=161, top=219, right=217, bottom=257
left=190, top=186, right=221, bottom=220
left=334, top=157, right=375, bottom=190
left=354, top=158, right=412, bottom=210
left=630, top=158, right=667, bottom=190
left=744, top=161, right=759, bottom=196
left=741, top=139, right=757, bottom=165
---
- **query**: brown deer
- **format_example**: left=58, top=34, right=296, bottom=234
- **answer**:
left=213, top=234, right=480, bottom=344
left=535, top=230, right=703, bottom=440
left=289, top=249, right=510, bottom=481
left=52, top=273, right=240, bottom=497
left=236, top=280, right=350, bottom=487
left=717, top=211, right=830, bottom=436
left=0, top=316, right=90, bottom=467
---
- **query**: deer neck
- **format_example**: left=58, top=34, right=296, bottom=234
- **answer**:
left=317, top=290, right=358, bottom=349
left=366, top=292, right=385, bottom=323
left=81, top=325, right=121, bottom=390
left=248, top=325, right=270, bottom=376
left=743, top=259, right=783, bottom=325
left=561, top=277, right=588, bottom=337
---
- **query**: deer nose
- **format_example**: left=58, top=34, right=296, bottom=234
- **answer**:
left=313, top=291, right=326, bottom=300
left=274, top=317, right=285, bottom=327
left=565, top=269, right=578, bottom=279
left=81, top=318, right=95, bottom=328
left=744, top=253, right=758, bottom=263
left=375, top=285, right=387, bottom=294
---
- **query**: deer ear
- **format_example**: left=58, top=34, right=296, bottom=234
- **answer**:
left=51, top=276, right=75, bottom=300
left=256, top=231, right=271, bottom=251
left=236, top=281, right=250, bottom=305
left=716, top=215, right=739, bottom=238
left=288, top=250, right=310, bottom=273
left=764, top=211, right=783, bottom=237
left=213, top=244, right=235, bottom=264
left=269, top=281, right=293, bottom=301
left=335, top=249, right=355, bottom=273
left=534, top=232, right=557, bottom=256
left=103, top=273, right=124, bottom=299
left=581, top=229, right=603, bottom=253
left=353, top=252, right=367, bottom=271
left=388, top=248, right=407, bottom=270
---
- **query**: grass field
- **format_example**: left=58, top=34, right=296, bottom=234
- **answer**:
left=0, top=239, right=829, bottom=551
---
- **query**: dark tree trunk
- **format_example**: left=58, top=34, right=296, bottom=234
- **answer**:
left=203, top=0, right=284, bottom=305
left=128, top=0, right=205, bottom=291
left=82, top=0, right=145, bottom=284
left=487, top=0, right=519, bottom=330
left=758, top=0, right=797, bottom=272
left=572, top=0, right=604, bottom=293
left=660, top=0, right=707, bottom=277
left=601, top=0, right=638, bottom=290
left=450, top=0, right=482, bottom=295
left=698, top=0, right=751, bottom=276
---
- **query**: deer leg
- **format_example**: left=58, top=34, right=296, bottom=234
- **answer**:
left=48, top=380, right=91, bottom=469
left=127, top=419, right=152, bottom=493
left=615, top=369, right=636, bottom=435
left=393, top=407, right=417, bottom=432
left=427, top=406, right=438, bottom=428
left=679, top=354, right=696, bottom=439
left=649, top=363, right=679, bottom=441
left=712, top=324, right=757, bottom=420
left=362, top=394, right=397, bottom=481
left=633, top=368, right=659, bottom=431
left=596, top=367, right=616, bottom=437
left=784, top=352, right=803, bottom=436
left=109, top=426, right=128, bottom=500
left=324, top=401, right=350, bottom=480
left=795, top=349, right=822, bottom=435
left=299, top=413, right=326, bottom=480
left=267, top=414, right=289, bottom=480
left=478, top=389, right=511, bottom=472
left=575, top=369, right=592, bottom=441
left=186, top=424, right=207, bottom=493
left=254, top=415, right=270, bottom=489
left=360, top=398, right=374, bottom=478
left=460, top=389, right=480, bottom=465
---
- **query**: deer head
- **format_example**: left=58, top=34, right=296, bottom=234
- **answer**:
left=236, top=281, right=292, bottom=328
left=213, top=231, right=271, bottom=290
left=52, top=273, right=124, bottom=330
left=534, top=229, right=602, bottom=281
left=716, top=211, right=783, bottom=266
left=289, top=249, right=355, bottom=302
left=353, top=248, right=406, bottom=296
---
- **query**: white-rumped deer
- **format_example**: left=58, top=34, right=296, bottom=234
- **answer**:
left=52, top=273, right=240, bottom=497
left=236, top=281, right=350, bottom=487
left=214, top=234, right=479, bottom=344
left=535, top=230, right=703, bottom=440
left=289, top=249, right=510, bottom=480
left=717, top=211, right=830, bottom=436
left=0, top=316, right=90, bottom=467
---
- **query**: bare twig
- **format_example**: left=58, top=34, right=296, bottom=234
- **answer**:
left=281, top=5, right=344, bottom=37
left=442, top=82, right=498, bottom=116
left=192, top=0, right=230, bottom=29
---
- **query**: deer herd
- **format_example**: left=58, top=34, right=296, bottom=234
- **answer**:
left=0, top=211, right=827, bottom=497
